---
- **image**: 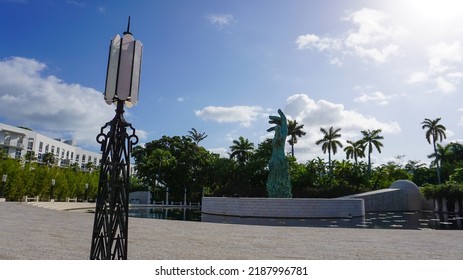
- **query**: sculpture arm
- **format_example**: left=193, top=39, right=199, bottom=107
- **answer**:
left=267, top=109, right=287, bottom=136
left=278, top=109, right=287, bottom=137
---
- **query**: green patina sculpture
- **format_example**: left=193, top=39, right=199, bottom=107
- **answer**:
left=266, top=109, right=292, bottom=198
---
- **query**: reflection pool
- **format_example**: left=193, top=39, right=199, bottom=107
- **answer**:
left=128, top=207, right=463, bottom=230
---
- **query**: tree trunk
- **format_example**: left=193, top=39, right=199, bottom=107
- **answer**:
left=433, top=141, right=441, bottom=184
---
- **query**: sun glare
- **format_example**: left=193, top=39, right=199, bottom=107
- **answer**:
left=402, top=0, right=463, bottom=22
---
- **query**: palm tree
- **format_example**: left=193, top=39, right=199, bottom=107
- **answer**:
left=229, top=136, right=254, bottom=164
left=24, top=151, right=37, bottom=163
left=287, top=119, right=306, bottom=157
left=421, top=117, right=446, bottom=184
left=344, top=140, right=365, bottom=164
left=360, top=129, right=384, bottom=175
left=315, top=126, right=343, bottom=173
left=187, top=128, right=208, bottom=145
left=42, top=152, right=55, bottom=166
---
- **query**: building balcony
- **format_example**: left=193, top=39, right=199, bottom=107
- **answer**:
left=0, top=141, right=24, bottom=149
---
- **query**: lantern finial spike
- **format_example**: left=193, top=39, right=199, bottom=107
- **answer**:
left=123, top=16, right=132, bottom=35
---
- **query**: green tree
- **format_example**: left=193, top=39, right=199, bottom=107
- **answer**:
left=229, top=136, right=254, bottom=164
left=24, top=151, right=37, bottom=163
left=187, top=128, right=208, bottom=145
left=315, top=126, right=343, bottom=173
left=42, top=152, right=55, bottom=166
left=287, top=119, right=306, bottom=158
left=133, top=136, right=213, bottom=203
left=343, top=140, right=365, bottom=164
left=360, top=129, right=384, bottom=175
left=422, top=117, right=447, bottom=184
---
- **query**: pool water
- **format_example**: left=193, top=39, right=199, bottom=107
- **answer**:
left=128, top=207, right=463, bottom=230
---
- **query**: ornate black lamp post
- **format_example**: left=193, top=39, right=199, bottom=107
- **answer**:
left=1, top=174, right=7, bottom=198
left=89, top=18, right=143, bottom=260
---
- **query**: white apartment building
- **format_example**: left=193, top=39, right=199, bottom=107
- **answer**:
left=0, top=122, right=101, bottom=170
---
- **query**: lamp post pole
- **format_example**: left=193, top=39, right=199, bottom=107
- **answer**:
left=85, top=183, right=89, bottom=202
left=1, top=174, right=7, bottom=199
left=184, top=187, right=187, bottom=206
left=50, top=179, right=55, bottom=202
left=165, top=187, right=169, bottom=205
left=90, top=17, right=143, bottom=260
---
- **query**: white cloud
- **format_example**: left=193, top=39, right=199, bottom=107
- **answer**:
left=195, top=105, right=264, bottom=127
left=0, top=56, right=116, bottom=147
left=408, top=71, right=429, bottom=83
left=176, top=97, right=185, bottom=102
left=207, top=14, right=234, bottom=27
left=296, top=8, right=407, bottom=64
left=436, top=76, right=456, bottom=93
left=285, top=93, right=400, bottom=132
left=66, top=0, right=85, bottom=7
left=283, top=93, right=401, bottom=162
left=295, top=34, right=340, bottom=51
left=207, top=147, right=228, bottom=157
left=447, top=72, right=463, bottom=78
left=354, top=91, right=392, bottom=105
left=428, top=41, right=463, bottom=73
left=408, top=41, right=463, bottom=93
left=329, top=57, right=343, bottom=66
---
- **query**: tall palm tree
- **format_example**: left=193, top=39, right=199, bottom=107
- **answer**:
left=24, top=151, right=37, bottom=163
left=421, top=117, right=446, bottom=184
left=360, top=129, right=384, bottom=175
left=42, top=152, right=55, bottom=166
left=229, top=136, right=254, bottom=164
left=343, top=139, right=365, bottom=164
left=315, top=126, right=343, bottom=173
left=187, top=128, right=208, bottom=145
left=287, top=119, right=306, bottom=158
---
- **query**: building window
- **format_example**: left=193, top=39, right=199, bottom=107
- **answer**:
left=4, top=135, right=10, bottom=146
left=61, top=150, right=65, bottom=158
left=15, top=149, right=21, bottom=159
left=76, top=154, right=80, bottom=162
left=45, top=144, right=49, bottom=152
left=39, top=142, right=43, bottom=152
left=17, top=137, right=24, bottom=149
left=70, top=152, right=74, bottom=160
left=51, top=145, right=55, bottom=154
left=27, top=138, right=34, bottom=150
left=82, top=155, right=86, bottom=162
left=66, top=151, right=69, bottom=159
left=57, top=147, right=60, bottom=156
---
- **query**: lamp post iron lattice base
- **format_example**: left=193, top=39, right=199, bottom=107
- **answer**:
left=89, top=100, right=138, bottom=260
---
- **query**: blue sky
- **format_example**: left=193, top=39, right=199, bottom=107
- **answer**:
left=1, top=0, right=463, bottom=166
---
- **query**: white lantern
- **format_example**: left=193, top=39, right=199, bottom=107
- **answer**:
left=104, top=30, right=143, bottom=107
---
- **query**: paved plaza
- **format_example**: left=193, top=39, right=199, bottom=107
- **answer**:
left=0, top=202, right=462, bottom=260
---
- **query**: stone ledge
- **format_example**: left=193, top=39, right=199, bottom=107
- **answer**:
left=202, top=197, right=365, bottom=218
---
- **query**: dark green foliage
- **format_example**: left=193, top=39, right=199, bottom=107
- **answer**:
left=6, top=131, right=461, bottom=202
left=133, top=135, right=214, bottom=202
left=0, top=157, right=99, bottom=201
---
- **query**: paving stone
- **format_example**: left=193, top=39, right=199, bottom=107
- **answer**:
left=0, top=202, right=462, bottom=259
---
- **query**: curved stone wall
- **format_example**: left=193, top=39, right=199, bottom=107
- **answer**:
left=202, top=197, right=365, bottom=218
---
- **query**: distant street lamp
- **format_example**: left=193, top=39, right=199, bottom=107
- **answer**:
left=85, top=183, right=89, bottom=202
left=1, top=174, right=7, bottom=198
left=90, top=17, right=143, bottom=260
left=165, top=186, right=169, bottom=205
left=184, top=187, right=187, bottom=206
left=50, top=179, right=55, bottom=202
